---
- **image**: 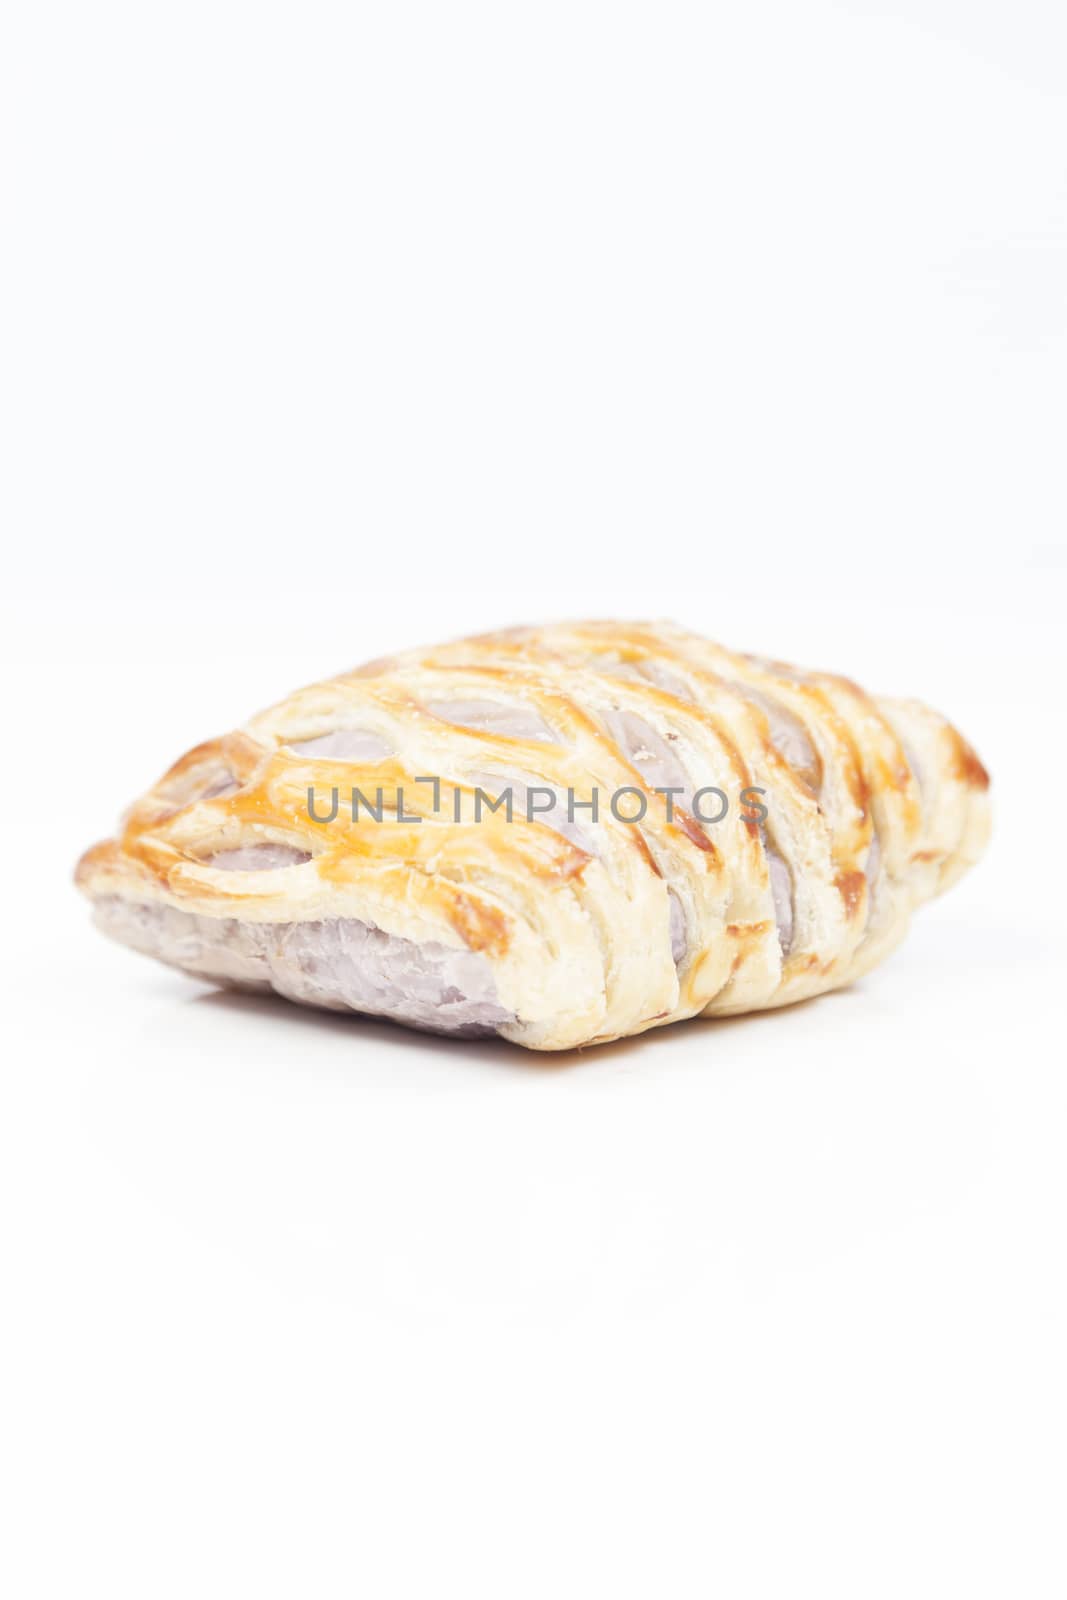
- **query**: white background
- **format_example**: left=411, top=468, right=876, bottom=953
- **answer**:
left=2, top=3, right=1065, bottom=1595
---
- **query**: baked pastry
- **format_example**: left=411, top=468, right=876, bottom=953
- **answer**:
left=76, top=620, right=990, bottom=1050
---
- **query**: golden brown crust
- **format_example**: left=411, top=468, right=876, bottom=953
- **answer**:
left=76, top=620, right=991, bottom=1048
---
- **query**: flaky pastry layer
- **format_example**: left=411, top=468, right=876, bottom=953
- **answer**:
left=76, top=620, right=990, bottom=1049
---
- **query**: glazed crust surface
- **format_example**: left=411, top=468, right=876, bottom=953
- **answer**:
left=76, top=621, right=991, bottom=1049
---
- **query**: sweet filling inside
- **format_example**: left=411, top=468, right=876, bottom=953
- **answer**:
left=199, top=772, right=241, bottom=801
left=667, top=888, right=687, bottom=967
left=599, top=708, right=699, bottom=818
left=426, top=699, right=559, bottom=744
left=764, top=837, right=795, bottom=955
left=205, top=844, right=312, bottom=871
left=157, top=767, right=240, bottom=818
left=734, top=685, right=821, bottom=794
left=92, top=899, right=514, bottom=1036
left=287, top=729, right=394, bottom=762
left=464, top=769, right=600, bottom=855
left=631, top=659, right=696, bottom=702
